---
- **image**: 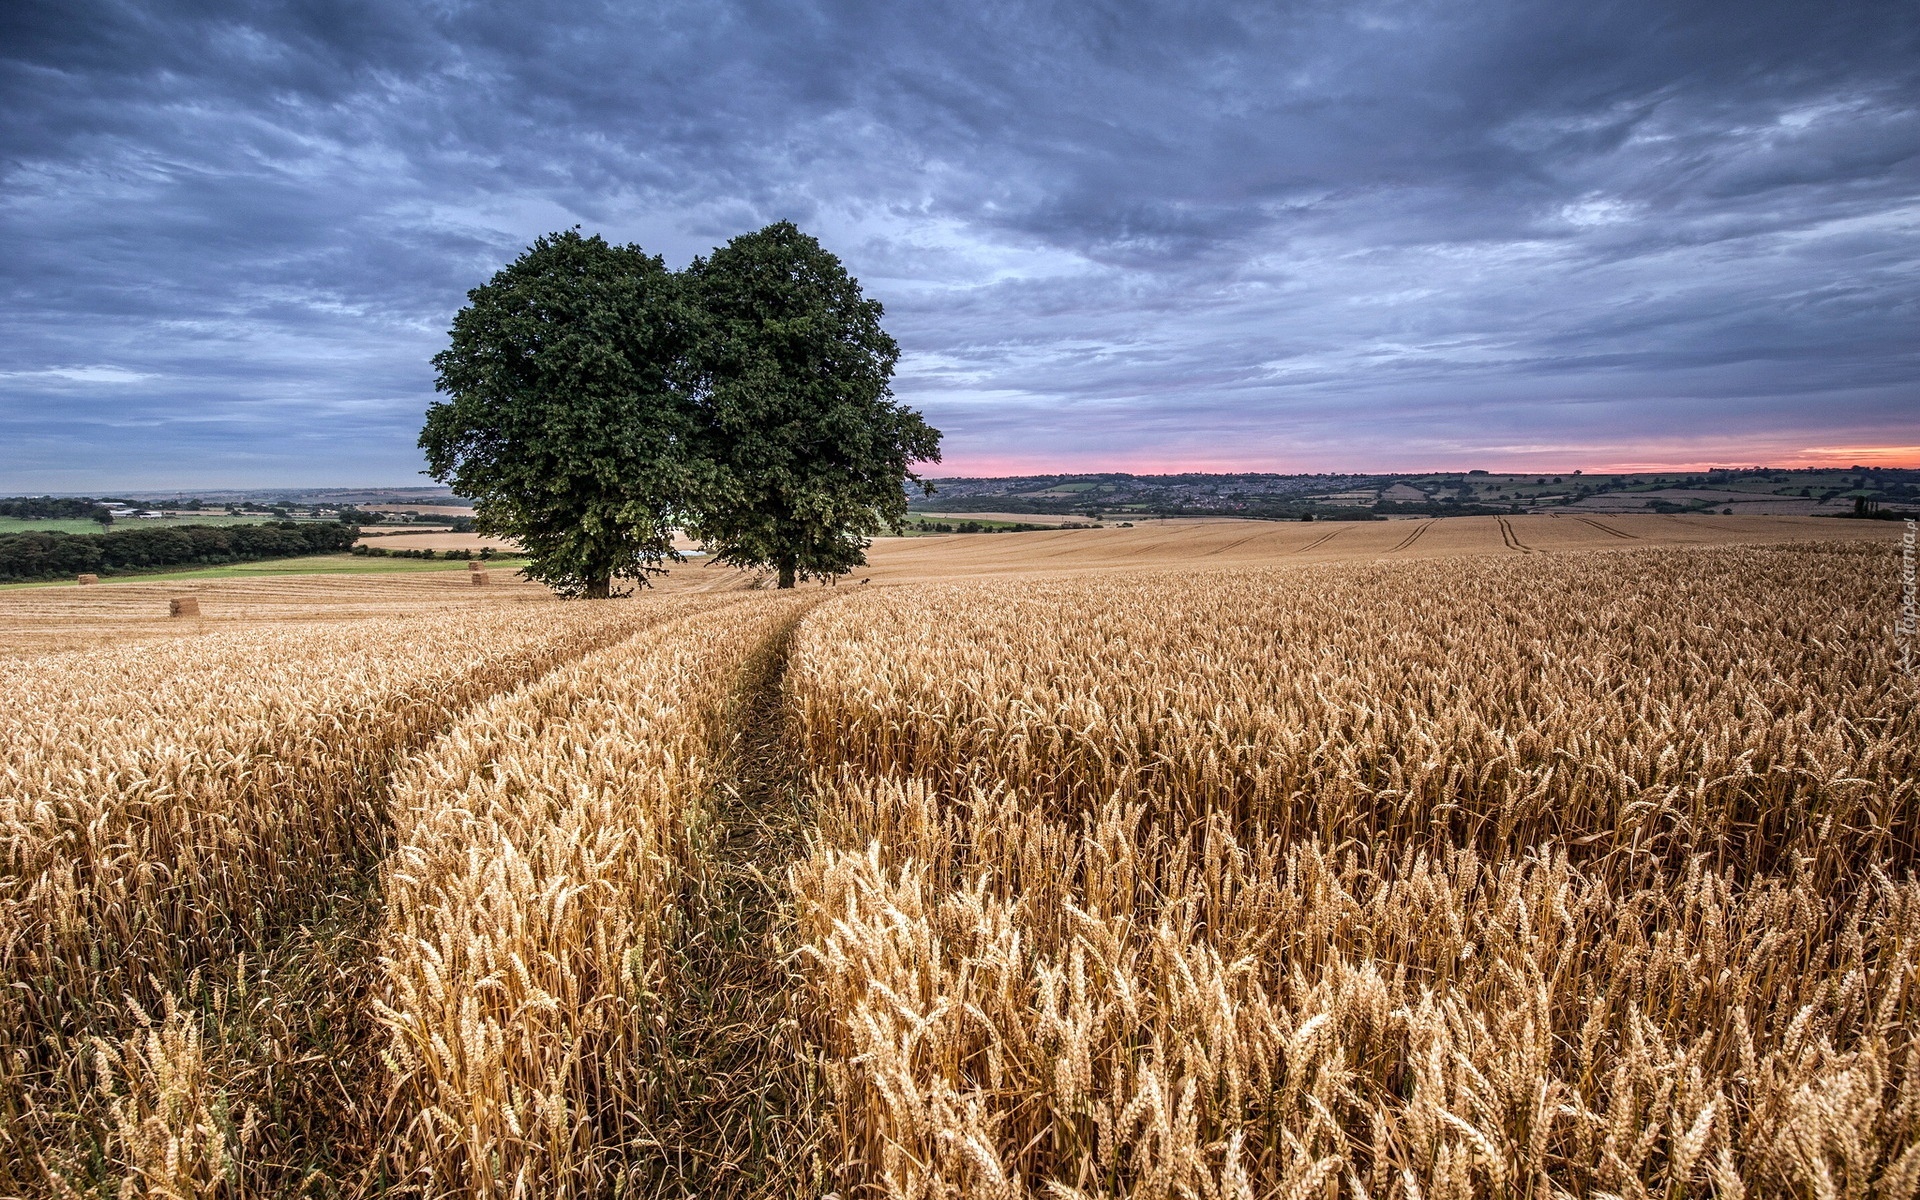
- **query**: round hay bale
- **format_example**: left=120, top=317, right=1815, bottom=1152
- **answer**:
left=76, top=573, right=100, bottom=585
left=169, top=597, right=201, bottom=617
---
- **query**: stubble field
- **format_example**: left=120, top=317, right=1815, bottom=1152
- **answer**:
left=1, top=516, right=1913, bottom=1199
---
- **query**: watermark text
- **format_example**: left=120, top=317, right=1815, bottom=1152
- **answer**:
left=1901, top=518, right=1916, bottom=677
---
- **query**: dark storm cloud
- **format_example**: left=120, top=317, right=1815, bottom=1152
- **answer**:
left=2, top=0, right=1916, bottom=487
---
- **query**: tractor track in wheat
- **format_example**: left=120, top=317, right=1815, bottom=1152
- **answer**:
left=1496, top=516, right=1534, bottom=553
left=1575, top=515, right=1640, bottom=540
left=1294, top=527, right=1345, bottom=554
left=634, top=608, right=826, bottom=1200
left=1384, top=521, right=1431, bottom=554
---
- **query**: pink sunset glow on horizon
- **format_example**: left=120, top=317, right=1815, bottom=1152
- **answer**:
left=928, top=444, right=1920, bottom=479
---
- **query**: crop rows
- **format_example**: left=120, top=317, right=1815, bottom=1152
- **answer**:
left=787, top=543, right=1920, bottom=1198
left=375, top=593, right=811, bottom=1197
left=7, top=540, right=1915, bottom=1198
left=1, top=597, right=715, bottom=1194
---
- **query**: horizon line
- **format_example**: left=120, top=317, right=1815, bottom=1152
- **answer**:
left=13, top=457, right=1919, bottom=497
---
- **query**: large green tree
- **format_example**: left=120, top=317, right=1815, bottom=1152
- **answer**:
left=684, top=222, right=942, bottom=588
left=420, top=230, right=693, bottom=597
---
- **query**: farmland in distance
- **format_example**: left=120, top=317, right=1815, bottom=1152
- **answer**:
left=1, top=516, right=1913, bottom=1198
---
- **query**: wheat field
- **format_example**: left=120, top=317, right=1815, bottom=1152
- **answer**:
left=2, top=526, right=1913, bottom=1198
left=0, top=513, right=1886, bottom=659
left=787, top=542, right=1919, bottom=1199
left=1, top=593, right=728, bottom=1194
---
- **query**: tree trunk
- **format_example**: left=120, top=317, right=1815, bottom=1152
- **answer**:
left=777, top=559, right=796, bottom=589
left=585, top=575, right=612, bottom=599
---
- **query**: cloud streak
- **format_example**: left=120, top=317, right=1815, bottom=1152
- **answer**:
left=1, top=0, right=1915, bottom=487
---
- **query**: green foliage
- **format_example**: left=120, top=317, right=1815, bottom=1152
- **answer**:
left=422, top=223, right=942, bottom=595
left=421, top=230, right=696, bottom=598
left=0, top=496, right=114, bottom=521
left=682, top=222, right=941, bottom=588
left=0, top=522, right=358, bottom=583
left=910, top=518, right=1064, bottom=534
left=354, top=545, right=497, bottom=559
left=1373, top=500, right=1509, bottom=517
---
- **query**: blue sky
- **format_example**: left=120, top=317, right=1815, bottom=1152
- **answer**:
left=2, top=0, right=1916, bottom=489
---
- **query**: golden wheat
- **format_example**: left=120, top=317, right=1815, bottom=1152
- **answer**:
left=2, top=597, right=709, bottom=1195
left=786, top=543, right=1920, bottom=1198
left=9, top=535, right=1914, bottom=1199
left=374, top=593, right=812, bottom=1198
left=845, top=511, right=1893, bottom=585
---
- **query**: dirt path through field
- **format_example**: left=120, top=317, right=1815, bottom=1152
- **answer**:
left=634, top=608, right=825, bottom=1199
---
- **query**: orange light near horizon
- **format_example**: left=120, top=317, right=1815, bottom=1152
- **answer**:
left=1786, top=447, right=1920, bottom=468
left=934, top=457, right=1292, bottom=477
left=935, top=445, right=1920, bottom=477
left=1513, top=447, right=1920, bottom=473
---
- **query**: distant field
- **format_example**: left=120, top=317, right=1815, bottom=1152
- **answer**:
left=160, top=553, right=531, bottom=580
left=0, top=518, right=113, bottom=535
left=0, top=515, right=291, bottom=535
left=0, top=557, right=544, bottom=657
left=356, top=530, right=518, bottom=552
left=0, top=552, right=740, bottom=656
left=918, top=466, right=1920, bottom=519
left=895, top=513, right=1091, bottom=535
left=3, top=514, right=1893, bottom=630
left=0, top=552, right=531, bottom=593
left=901, top=510, right=1090, bottom=527
left=846, top=510, right=1894, bottom=583
left=362, top=503, right=475, bottom=516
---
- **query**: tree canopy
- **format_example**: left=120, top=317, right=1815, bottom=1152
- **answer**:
left=421, top=230, right=694, bottom=598
left=684, top=223, right=942, bottom=588
left=422, top=223, right=940, bottom=595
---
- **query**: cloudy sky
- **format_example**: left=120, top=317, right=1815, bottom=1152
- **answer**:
left=2, top=0, right=1916, bottom=489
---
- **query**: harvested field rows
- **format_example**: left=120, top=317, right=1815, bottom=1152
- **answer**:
left=0, top=559, right=753, bottom=658
left=0, top=571, right=559, bottom=658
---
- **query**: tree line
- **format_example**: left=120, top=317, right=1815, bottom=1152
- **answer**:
left=420, top=222, right=941, bottom=596
left=0, top=523, right=359, bottom=583
left=0, top=497, right=117, bottom=522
